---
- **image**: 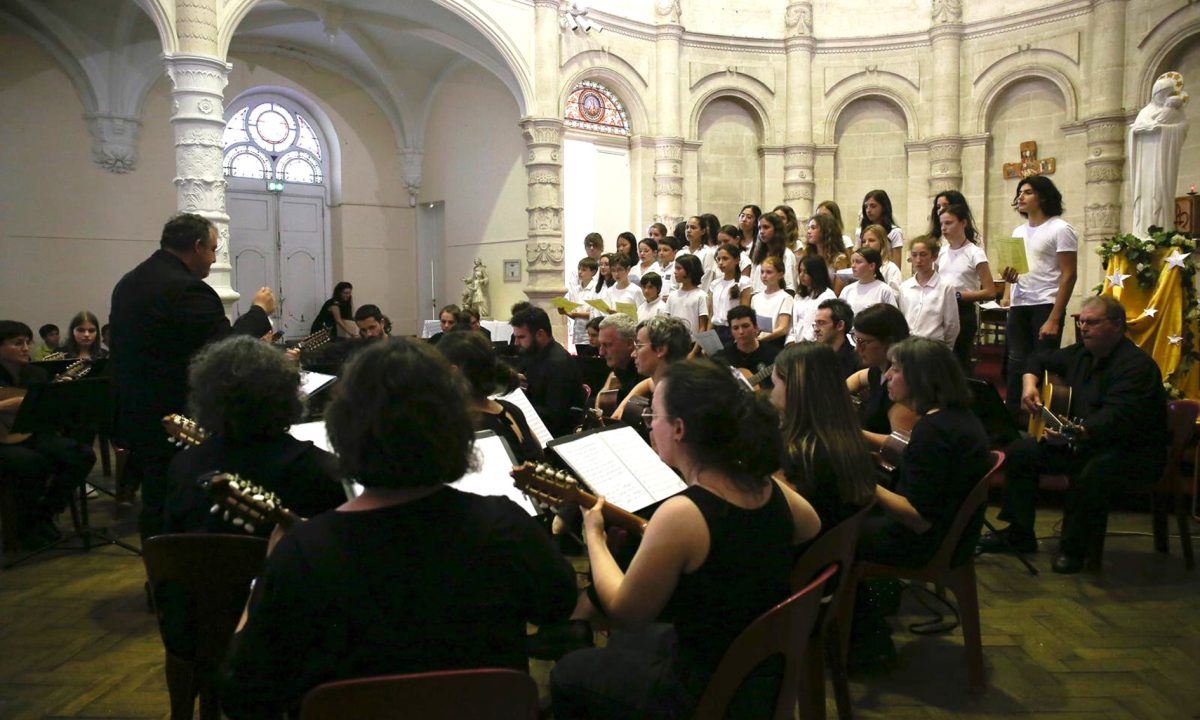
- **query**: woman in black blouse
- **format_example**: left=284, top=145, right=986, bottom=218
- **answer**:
left=60, top=310, right=107, bottom=360
left=310, top=281, right=357, bottom=339
left=436, top=330, right=544, bottom=464
left=845, top=303, right=915, bottom=450
left=771, top=342, right=876, bottom=532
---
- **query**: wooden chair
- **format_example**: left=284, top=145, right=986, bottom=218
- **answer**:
left=692, top=564, right=838, bottom=720
left=1146, top=400, right=1198, bottom=569
left=789, top=502, right=874, bottom=720
left=849, top=450, right=1006, bottom=693
left=142, top=534, right=267, bottom=720
left=299, top=668, right=540, bottom=720
left=0, top=473, right=20, bottom=555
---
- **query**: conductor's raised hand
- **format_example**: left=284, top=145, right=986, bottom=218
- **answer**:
left=252, top=287, right=276, bottom=314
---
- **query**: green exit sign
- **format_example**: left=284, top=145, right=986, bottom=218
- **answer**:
left=266, top=179, right=285, bottom=193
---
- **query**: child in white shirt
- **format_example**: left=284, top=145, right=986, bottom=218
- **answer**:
left=637, top=272, right=667, bottom=324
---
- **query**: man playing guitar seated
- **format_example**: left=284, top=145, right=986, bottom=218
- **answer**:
left=713, top=306, right=779, bottom=389
left=980, top=296, right=1168, bottom=574
left=593, top=314, right=642, bottom=412
left=612, top=315, right=692, bottom=424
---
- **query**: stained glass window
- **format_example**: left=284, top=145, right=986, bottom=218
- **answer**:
left=564, top=81, right=630, bottom=136
left=222, top=100, right=324, bottom=184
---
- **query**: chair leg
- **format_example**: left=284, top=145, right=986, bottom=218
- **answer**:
left=824, top=621, right=854, bottom=720
left=947, top=563, right=985, bottom=692
left=799, top=631, right=826, bottom=720
left=98, top=434, right=112, bottom=478
left=0, top=479, right=20, bottom=554
left=1151, top=491, right=1170, bottom=554
left=164, top=652, right=198, bottom=720
left=1177, top=500, right=1195, bottom=571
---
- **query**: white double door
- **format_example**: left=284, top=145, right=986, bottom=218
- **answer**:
left=227, top=189, right=328, bottom=339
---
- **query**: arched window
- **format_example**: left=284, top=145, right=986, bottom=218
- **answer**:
left=564, top=81, right=630, bottom=136
left=223, top=100, right=325, bottom=184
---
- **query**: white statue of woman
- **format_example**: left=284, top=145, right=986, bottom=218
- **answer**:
left=461, top=258, right=491, bottom=319
left=1129, top=71, right=1190, bottom=237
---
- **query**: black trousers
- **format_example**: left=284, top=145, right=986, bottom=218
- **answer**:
left=1004, top=304, right=1064, bottom=414
left=1000, top=437, right=1165, bottom=557
left=0, top=433, right=95, bottom=533
left=127, top=445, right=177, bottom=540
left=953, top=300, right=978, bottom=373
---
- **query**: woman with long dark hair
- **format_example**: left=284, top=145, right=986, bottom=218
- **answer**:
left=788, top=255, right=836, bottom=345
left=311, top=281, right=357, bottom=338
left=750, top=212, right=796, bottom=293
left=857, top=190, right=904, bottom=266
left=936, top=203, right=996, bottom=370
left=61, top=310, right=107, bottom=360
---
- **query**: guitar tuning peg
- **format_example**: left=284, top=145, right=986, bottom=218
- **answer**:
left=244, top=523, right=255, bottom=534
left=223, top=511, right=231, bottom=521
left=232, top=517, right=244, bottom=526
left=210, top=504, right=220, bottom=515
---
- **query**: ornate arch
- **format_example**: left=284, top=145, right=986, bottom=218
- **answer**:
left=972, top=58, right=1079, bottom=135
left=559, top=55, right=651, bottom=135
left=688, top=85, right=774, bottom=143
left=131, top=0, right=176, bottom=55
left=824, top=86, right=917, bottom=143
left=1137, top=5, right=1200, bottom=100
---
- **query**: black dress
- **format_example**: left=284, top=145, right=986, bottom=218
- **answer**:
left=859, top=366, right=893, bottom=436
left=479, top=399, right=544, bottom=464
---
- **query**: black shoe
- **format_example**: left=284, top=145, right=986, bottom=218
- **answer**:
left=978, top=525, right=1037, bottom=554
left=1051, top=553, right=1084, bottom=574
left=526, top=620, right=593, bottom=661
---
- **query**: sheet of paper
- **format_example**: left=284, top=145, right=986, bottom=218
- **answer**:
left=835, top=268, right=856, bottom=281
left=299, top=371, right=336, bottom=398
left=616, top=302, right=639, bottom=319
left=288, top=421, right=333, bottom=453
left=550, top=426, right=685, bottom=512
left=757, top=314, right=775, bottom=332
left=450, top=433, right=537, bottom=516
left=991, top=236, right=1028, bottom=275
left=586, top=298, right=613, bottom=314
left=494, top=387, right=553, bottom=447
left=695, top=329, right=724, bottom=356
left=551, top=297, right=582, bottom=312
left=979, top=300, right=1004, bottom=311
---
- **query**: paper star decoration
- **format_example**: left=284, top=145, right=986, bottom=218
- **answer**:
left=1164, top=250, right=1190, bottom=270
left=1169, top=335, right=1183, bottom=345
left=1106, top=271, right=1131, bottom=288
left=1142, top=306, right=1158, bottom=318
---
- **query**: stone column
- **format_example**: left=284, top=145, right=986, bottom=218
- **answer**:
left=521, top=118, right=567, bottom=305
left=1083, top=0, right=1128, bottom=246
left=164, top=54, right=236, bottom=308
left=927, top=3, right=964, bottom=195
left=653, top=2, right=684, bottom=226
left=782, top=1, right=815, bottom=216
left=165, top=0, right=236, bottom=309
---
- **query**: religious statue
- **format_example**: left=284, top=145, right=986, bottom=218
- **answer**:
left=461, top=258, right=491, bottom=319
left=1129, top=71, right=1190, bottom=237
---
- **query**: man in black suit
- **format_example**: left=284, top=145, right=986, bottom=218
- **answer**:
left=510, top=306, right=583, bottom=438
left=110, top=213, right=275, bottom=538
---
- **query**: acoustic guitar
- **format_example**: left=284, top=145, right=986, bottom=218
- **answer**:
left=198, top=471, right=301, bottom=536
left=734, top=362, right=774, bottom=391
left=162, top=413, right=209, bottom=448
left=1026, top=371, right=1084, bottom=448
left=511, top=462, right=647, bottom=537
left=0, top=359, right=93, bottom=445
left=296, top=326, right=331, bottom=352
left=875, top=429, right=912, bottom=473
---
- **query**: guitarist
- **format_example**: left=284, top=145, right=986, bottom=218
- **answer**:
left=712, top=306, right=780, bottom=389
left=0, top=320, right=96, bottom=548
left=980, top=296, right=1168, bottom=574
left=593, top=314, right=641, bottom=411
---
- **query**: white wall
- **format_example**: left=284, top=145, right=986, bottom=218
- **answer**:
left=833, top=98, right=910, bottom=240
left=697, top=98, right=763, bottom=225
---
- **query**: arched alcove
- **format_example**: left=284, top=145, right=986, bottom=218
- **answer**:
left=697, top=96, right=764, bottom=226
left=833, top=96, right=910, bottom=235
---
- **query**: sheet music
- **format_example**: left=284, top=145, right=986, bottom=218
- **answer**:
left=551, top=426, right=685, bottom=512
left=450, top=433, right=538, bottom=516
left=494, top=388, right=553, bottom=448
left=756, top=314, right=775, bottom=332
left=695, top=329, right=724, bottom=356
left=299, top=371, right=336, bottom=398
left=288, top=421, right=333, bottom=453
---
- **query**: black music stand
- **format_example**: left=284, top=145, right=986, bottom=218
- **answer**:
left=5, top=377, right=140, bottom=568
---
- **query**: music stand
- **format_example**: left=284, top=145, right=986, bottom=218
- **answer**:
left=5, top=377, right=140, bottom=568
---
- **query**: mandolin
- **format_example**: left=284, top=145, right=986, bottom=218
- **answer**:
left=0, top=360, right=92, bottom=445
left=511, top=462, right=648, bottom=537
left=198, top=471, right=301, bottom=535
left=296, top=326, right=331, bottom=352
left=162, top=413, right=209, bottom=447
left=1026, top=372, right=1084, bottom=448
left=41, top=351, right=66, bottom=362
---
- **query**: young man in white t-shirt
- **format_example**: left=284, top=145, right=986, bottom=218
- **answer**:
left=1000, top=175, right=1078, bottom=414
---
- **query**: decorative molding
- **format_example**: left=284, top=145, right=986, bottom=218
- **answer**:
left=971, top=32, right=1081, bottom=84
left=784, top=2, right=813, bottom=39
left=688, top=63, right=776, bottom=94
left=655, top=0, right=682, bottom=25
left=824, top=63, right=921, bottom=96
left=528, top=206, right=564, bottom=232
left=1084, top=202, right=1121, bottom=231
left=85, top=114, right=141, bottom=174
left=526, top=239, right=565, bottom=267
left=399, top=147, right=423, bottom=206
left=653, top=178, right=684, bottom=196
left=1085, top=163, right=1123, bottom=183
left=931, top=0, right=963, bottom=25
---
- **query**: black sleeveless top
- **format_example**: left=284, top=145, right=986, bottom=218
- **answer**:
left=659, top=481, right=795, bottom=686
left=860, top=365, right=893, bottom=435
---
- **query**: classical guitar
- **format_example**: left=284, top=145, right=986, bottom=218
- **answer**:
left=511, top=462, right=648, bottom=537
left=162, top=413, right=209, bottom=448
left=197, top=471, right=301, bottom=535
left=875, top=429, right=912, bottom=473
left=1026, top=371, right=1084, bottom=447
left=735, top=362, right=774, bottom=391
left=0, top=360, right=92, bottom=445
left=296, top=326, right=331, bottom=352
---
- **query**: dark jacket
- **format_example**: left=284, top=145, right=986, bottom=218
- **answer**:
left=109, top=249, right=271, bottom=450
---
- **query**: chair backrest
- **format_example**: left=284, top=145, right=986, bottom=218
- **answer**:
left=1164, top=401, right=1200, bottom=484
left=790, top=500, right=874, bottom=617
left=299, top=668, right=539, bottom=720
left=927, top=450, right=1006, bottom=572
left=142, top=534, right=267, bottom=666
left=692, top=564, right=838, bottom=720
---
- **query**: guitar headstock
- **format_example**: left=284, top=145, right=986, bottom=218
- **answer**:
left=298, top=326, right=330, bottom=351
left=511, top=462, right=587, bottom=506
left=42, top=351, right=66, bottom=362
left=162, top=414, right=208, bottom=448
left=197, top=472, right=292, bottom=534
left=55, top=359, right=92, bottom=381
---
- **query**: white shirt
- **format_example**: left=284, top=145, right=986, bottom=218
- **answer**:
left=602, top=283, right=644, bottom=311
left=880, top=261, right=903, bottom=293
left=749, top=248, right=797, bottom=294
left=710, top=275, right=751, bottom=327
left=658, top=259, right=679, bottom=299
left=751, top=288, right=795, bottom=334
left=854, top=226, right=905, bottom=250
left=667, top=286, right=709, bottom=337
left=637, top=297, right=667, bottom=324
left=839, top=278, right=898, bottom=315
left=567, top=286, right=600, bottom=345
left=631, top=260, right=659, bottom=287
left=899, top=272, right=960, bottom=346
left=788, top=287, right=836, bottom=344
left=694, top=245, right=717, bottom=291
left=936, top=241, right=990, bottom=293
left=1010, top=217, right=1078, bottom=307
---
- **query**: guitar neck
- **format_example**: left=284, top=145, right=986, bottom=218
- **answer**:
left=571, top=486, right=648, bottom=536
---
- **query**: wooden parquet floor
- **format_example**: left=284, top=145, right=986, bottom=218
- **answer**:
left=2, top=473, right=1199, bottom=720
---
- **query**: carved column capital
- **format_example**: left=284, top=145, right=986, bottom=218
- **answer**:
left=931, top=0, right=962, bottom=25
left=783, top=143, right=816, bottom=214
left=85, top=114, right=141, bottom=174
left=784, top=2, right=813, bottom=39
left=926, top=137, right=964, bottom=195
left=399, top=147, right=423, bottom=206
left=655, top=0, right=682, bottom=26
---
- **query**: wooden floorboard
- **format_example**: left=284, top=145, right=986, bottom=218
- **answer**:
left=2, top=473, right=1198, bottom=719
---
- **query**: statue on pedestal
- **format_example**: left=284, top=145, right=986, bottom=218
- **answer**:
left=462, top=258, right=491, bottom=319
left=1129, top=71, right=1190, bottom=237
